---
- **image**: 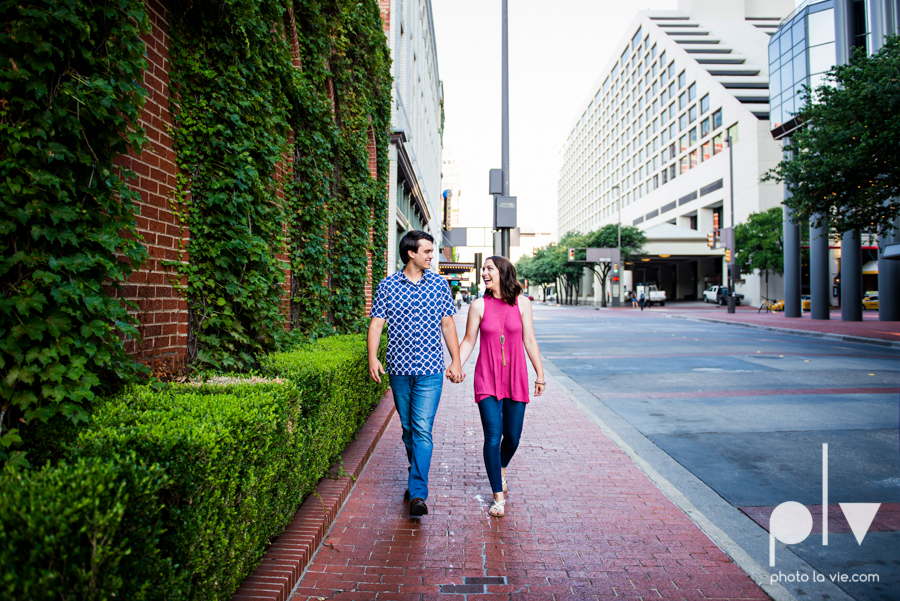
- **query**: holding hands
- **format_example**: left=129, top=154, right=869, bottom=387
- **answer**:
left=446, top=361, right=466, bottom=384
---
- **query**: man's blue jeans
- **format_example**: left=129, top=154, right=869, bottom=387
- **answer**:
left=389, top=373, right=444, bottom=501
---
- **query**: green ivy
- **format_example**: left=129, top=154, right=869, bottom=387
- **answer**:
left=288, top=0, right=391, bottom=336
left=0, top=0, right=151, bottom=466
left=168, top=0, right=297, bottom=371
left=169, top=0, right=392, bottom=364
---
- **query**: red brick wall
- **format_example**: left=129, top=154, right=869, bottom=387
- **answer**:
left=116, top=0, right=188, bottom=367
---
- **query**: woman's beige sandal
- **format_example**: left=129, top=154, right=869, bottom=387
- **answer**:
left=489, top=498, right=506, bottom=517
left=502, top=478, right=508, bottom=493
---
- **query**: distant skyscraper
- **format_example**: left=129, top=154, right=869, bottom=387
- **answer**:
left=558, top=0, right=793, bottom=306
left=441, top=147, right=461, bottom=230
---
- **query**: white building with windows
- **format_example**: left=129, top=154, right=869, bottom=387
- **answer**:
left=382, top=0, right=444, bottom=274
left=557, top=0, right=795, bottom=306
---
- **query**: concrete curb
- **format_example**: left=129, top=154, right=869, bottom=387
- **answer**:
left=231, top=390, right=397, bottom=601
left=668, top=314, right=900, bottom=349
left=543, top=356, right=856, bottom=601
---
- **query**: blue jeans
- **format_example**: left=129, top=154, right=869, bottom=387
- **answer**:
left=389, top=373, right=444, bottom=500
left=477, top=396, right=527, bottom=494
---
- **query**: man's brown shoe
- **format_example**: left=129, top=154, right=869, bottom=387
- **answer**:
left=410, top=497, right=428, bottom=516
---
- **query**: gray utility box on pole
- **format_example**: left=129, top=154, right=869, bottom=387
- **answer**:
left=494, top=196, right=517, bottom=229
left=489, top=169, right=503, bottom=196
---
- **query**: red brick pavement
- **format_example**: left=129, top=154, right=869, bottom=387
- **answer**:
left=283, top=321, right=770, bottom=600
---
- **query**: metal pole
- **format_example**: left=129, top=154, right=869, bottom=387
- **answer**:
left=500, top=0, right=510, bottom=258
left=727, top=135, right=736, bottom=314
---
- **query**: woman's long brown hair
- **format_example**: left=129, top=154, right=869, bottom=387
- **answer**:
left=484, top=255, right=523, bottom=306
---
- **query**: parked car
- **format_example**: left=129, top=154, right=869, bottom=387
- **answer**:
left=635, top=283, right=666, bottom=307
left=862, top=294, right=879, bottom=311
left=801, top=294, right=811, bottom=311
left=704, top=285, right=743, bottom=306
left=522, top=292, right=534, bottom=301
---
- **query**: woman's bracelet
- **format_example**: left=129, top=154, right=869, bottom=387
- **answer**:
left=534, top=380, right=545, bottom=385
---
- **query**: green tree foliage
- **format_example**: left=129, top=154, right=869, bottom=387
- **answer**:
left=581, top=224, right=647, bottom=307
left=1, top=0, right=151, bottom=466
left=734, top=208, right=784, bottom=277
left=763, top=37, right=900, bottom=236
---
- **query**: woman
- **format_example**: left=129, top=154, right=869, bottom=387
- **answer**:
left=457, top=256, right=545, bottom=517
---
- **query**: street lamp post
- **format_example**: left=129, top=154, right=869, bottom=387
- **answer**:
left=726, top=135, right=736, bottom=314
left=500, top=0, right=510, bottom=258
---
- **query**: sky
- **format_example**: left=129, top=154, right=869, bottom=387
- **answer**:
left=431, top=0, right=679, bottom=236
left=430, top=0, right=804, bottom=238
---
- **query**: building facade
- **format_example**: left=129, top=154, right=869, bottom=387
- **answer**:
left=771, top=0, right=900, bottom=321
left=381, top=0, right=444, bottom=274
left=557, top=0, right=794, bottom=306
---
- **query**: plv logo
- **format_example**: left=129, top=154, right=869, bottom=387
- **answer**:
left=769, top=444, right=881, bottom=566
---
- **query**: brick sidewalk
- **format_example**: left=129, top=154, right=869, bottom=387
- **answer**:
left=287, top=318, right=769, bottom=600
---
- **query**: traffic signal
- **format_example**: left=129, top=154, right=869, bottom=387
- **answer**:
left=612, top=276, right=620, bottom=283
left=707, top=232, right=715, bottom=248
left=613, top=263, right=619, bottom=273
left=725, top=248, right=732, bottom=262
left=568, top=248, right=575, bottom=261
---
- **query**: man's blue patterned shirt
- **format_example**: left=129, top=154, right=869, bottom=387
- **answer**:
left=370, top=269, right=456, bottom=375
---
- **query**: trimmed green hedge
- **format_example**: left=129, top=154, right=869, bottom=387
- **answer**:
left=1, top=335, right=387, bottom=600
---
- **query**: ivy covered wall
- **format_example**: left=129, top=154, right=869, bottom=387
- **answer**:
left=1, top=0, right=392, bottom=458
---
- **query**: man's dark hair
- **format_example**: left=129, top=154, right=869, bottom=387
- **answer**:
left=399, top=230, right=434, bottom=264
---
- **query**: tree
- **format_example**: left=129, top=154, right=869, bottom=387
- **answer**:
left=763, top=36, right=900, bottom=237
left=734, top=208, right=784, bottom=301
left=517, top=247, right=559, bottom=301
left=581, top=225, right=648, bottom=307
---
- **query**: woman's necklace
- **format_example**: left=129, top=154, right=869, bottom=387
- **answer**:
left=491, top=295, right=510, bottom=366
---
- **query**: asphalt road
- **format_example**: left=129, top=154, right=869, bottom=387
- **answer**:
left=530, top=303, right=900, bottom=601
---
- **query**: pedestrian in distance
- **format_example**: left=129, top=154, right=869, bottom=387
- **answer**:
left=367, top=230, right=465, bottom=517
left=639, top=291, right=646, bottom=311
left=630, top=291, right=638, bottom=309
left=457, top=256, right=545, bottom=518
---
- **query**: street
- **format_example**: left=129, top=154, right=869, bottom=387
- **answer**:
left=533, top=302, right=900, bottom=601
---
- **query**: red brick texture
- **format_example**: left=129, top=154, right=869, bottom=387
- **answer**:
left=116, top=0, right=188, bottom=364
left=233, top=311, right=769, bottom=600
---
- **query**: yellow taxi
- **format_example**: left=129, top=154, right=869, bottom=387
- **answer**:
left=801, top=295, right=811, bottom=311
left=862, top=294, right=879, bottom=311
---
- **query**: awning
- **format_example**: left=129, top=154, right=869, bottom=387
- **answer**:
left=862, top=260, right=878, bottom=275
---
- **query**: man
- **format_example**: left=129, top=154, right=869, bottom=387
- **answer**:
left=367, top=230, right=464, bottom=517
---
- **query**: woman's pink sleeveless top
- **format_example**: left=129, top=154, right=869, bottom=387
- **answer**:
left=474, top=295, right=530, bottom=403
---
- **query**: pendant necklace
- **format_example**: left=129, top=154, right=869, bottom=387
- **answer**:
left=491, top=296, right=510, bottom=366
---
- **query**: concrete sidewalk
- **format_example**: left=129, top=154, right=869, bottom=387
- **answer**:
left=285, top=313, right=774, bottom=601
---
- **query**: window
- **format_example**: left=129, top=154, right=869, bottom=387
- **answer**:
left=669, top=123, right=676, bottom=138
left=668, top=103, right=675, bottom=121
left=652, top=136, right=658, bottom=151
left=688, top=83, right=696, bottom=102
left=653, top=118, right=659, bottom=133
left=689, top=127, right=697, bottom=146
left=652, top=62, right=658, bottom=77
left=661, top=129, right=668, bottom=145
left=679, top=113, right=688, bottom=131
left=713, top=133, right=724, bottom=155
left=728, top=123, right=739, bottom=144
left=652, top=81, right=658, bottom=96
left=701, top=140, right=711, bottom=162
left=689, top=149, right=698, bottom=169
left=679, top=92, right=687, bottom=110
left=653, top=174, right=659, bottom=189
left=712, top=109, right=723, bottom=129
left=668, top=82, right=675, bottom=98
left=651, top=43, right=657, bottom=58
left=689, top=105, right=697, bottom=123
left=661, top=88, right=668, bottom=105
left=679, top=134, right=688, bottom=153
left=668, top=63, right=675, bottom=79
left=653, top=155, right=659, bottom=170
left=678, top=71, right=686, bottom=88
left=662, top=169, right=668, bottom=184
left=661, top=69, right=667, bottom=85
left=669, top=143, right=676, bottom=160
left=700, top=94, right=710, bottom=114
left=669, top=164, right=676, bottom=179
left=701, top=117, right=711, bottom=138
left=660, top=51, right=666, bottom=66
left=679, top=156, right=688, bottom=174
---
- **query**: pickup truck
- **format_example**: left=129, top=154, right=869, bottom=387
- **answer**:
left=635, top=283, right=666, bottom=307
left=704, top=285, right=744, bottom=306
